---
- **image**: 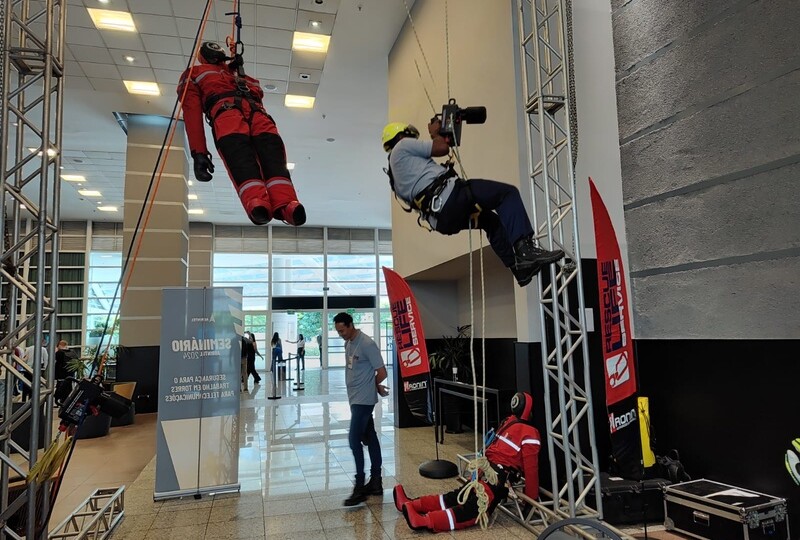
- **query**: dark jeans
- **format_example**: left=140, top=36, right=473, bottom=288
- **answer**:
left=435, top=179, right=534, bottom=268
left=246, top=357, right=260, bottom=383
left=349, top=404, right=382, bottom=482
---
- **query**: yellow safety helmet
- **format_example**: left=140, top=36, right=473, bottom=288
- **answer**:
left=382, top=122, right=419, bottom=152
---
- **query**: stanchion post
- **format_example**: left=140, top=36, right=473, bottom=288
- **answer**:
left=293, top=353, right=304, bottom=392
left=267, top=359, right=281, bottom=400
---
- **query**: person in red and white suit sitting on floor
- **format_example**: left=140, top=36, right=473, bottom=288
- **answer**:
left=393, top=392, right=541, bottom=532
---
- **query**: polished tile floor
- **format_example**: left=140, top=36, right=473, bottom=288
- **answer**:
left=51, top=365, right=680, bottom=539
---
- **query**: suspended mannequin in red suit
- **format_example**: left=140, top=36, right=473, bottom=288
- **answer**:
left=178, top=42, right=305, bottom=226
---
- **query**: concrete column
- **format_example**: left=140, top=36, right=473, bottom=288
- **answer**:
left=120, top=114, right=189, bottom=346
left=189, top=222, right=213, bottom=287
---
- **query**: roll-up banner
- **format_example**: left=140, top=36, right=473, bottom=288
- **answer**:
left=155, top=287, right=243, bottom=500
left=590, top=178, right=643, bottom=479
left=382, top=267, right=433, bottom=424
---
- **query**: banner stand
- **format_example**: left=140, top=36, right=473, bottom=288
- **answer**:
left=382, top=267, right=458, bottom=480
left=155, top=287, right=242, bottom=500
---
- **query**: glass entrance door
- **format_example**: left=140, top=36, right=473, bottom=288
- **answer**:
left=326, top=310, right=378, bottom=368
left=270, top=310, right=324, bottom=369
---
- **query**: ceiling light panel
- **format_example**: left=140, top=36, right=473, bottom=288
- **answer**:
left=87, top=9, right=137, bottom=32
left=79, top=190, right=102, bottom=197
left=97, top=206, right=118, bottom=212
left=124, top=80, right=160, bottom=95
left=188, top=209, right=204, bottom=215
left=285, top=95, right=315, bottom=109
left=292, top=32, right=330, bottom=53
left=61, top=175, right=85, bottom=182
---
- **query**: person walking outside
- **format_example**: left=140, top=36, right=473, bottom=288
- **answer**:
left=333, top=312, right=389, bottom=506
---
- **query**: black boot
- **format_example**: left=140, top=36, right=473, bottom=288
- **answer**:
left=364, top=475, right=383, bottom=496
left=513, top=235, right=564, bottom=276
left=344, top=477, right=367, bottom=506
left=511, top=264, right=537, bottom=287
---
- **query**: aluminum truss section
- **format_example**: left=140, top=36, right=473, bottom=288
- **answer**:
left=516, top=0, right=603, bottom=522
left=48, top=487, right=124, bottom=540
left=0, top=0, right=66, bottom=537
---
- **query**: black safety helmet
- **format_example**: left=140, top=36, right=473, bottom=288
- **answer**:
left=510, top=392, right=534, bottom=423
left=199, top=41, right=227, bottom=65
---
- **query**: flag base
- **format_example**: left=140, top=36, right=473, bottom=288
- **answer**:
left=419, top=459, right=459, bottom=479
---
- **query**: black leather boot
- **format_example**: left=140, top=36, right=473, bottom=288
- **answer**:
left=513, top=235, right=564, bottom=276
left=344, top=476, right=367, bottom=506
left=510, top=264, right=537, bottom=287
left=364, top=475, right=383, bottom=496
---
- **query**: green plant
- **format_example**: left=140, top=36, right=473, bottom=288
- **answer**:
left=428, top=325, right=474, bottom=382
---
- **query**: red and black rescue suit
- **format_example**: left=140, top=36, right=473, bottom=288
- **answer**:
left=394, top=399, right=540, bottom=532
left=178, top=58, right=305, bottom=226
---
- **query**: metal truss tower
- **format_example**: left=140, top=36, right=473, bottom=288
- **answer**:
left=516, top=0, right=603, bottom=522
left=0, top=0, right=66, bottom=536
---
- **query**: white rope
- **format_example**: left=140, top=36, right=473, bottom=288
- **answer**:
left=400, top=0, right=439, bottom=93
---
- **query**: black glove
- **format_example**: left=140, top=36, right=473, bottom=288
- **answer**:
left=192, top=152, right=214, bottom=182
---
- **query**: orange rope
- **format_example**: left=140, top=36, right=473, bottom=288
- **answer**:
left=96, top=2, right=215, bottom=375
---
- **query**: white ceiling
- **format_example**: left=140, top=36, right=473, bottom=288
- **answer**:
left=39, top=0, right=414, bottom=227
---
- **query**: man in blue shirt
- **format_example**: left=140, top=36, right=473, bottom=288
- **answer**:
left=334, top=312, right=389, bottom=506
left=383, top=120, right=564, bottom=287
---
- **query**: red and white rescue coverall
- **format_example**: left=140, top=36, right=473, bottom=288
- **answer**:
left=398, top=416, right=540, bottom=532
left=178, top=62, right=303, bottom=225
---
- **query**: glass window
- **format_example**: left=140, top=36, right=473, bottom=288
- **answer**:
left=213, top=253, right=268, bottom=267
left=327, top=268, right=377, bottom=282
left=272, top=254, right=323, bottom=268
left=213, top=266, right=269, bottom=282
left=327, top=254, right=376, bottom=268
left=271, top=267, right=325, bottom=282
left=90, top=252, right=122, bottom=267
left=87, top=252, right=123, bottom=346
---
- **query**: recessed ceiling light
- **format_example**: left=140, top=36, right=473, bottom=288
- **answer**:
left=326, top=137, right=335, bottom=142
left=61, top=174, right=85, bottom=182
left=264, top=84, right=277, bottom=92
left=12, top=122, right=17, bottom=127
left=87, top=8, right=137, bottom=32
left=98, top=0, right=110, bottom=3
left=285, top=94, right=315, bottom=109
left=187, top=180, right=193, bottom=186
left=309, top=20, right=322, bottom=29
left=287, top=162, right=295, bottom=170
left=299, top=73, right=311, bottom=80
left=78, top=189, right=102, bottom=197
left=187, top=208, right=204, bottom=215
left=124, top=55, right=136, bottom=63
left=98, top=206, right=118, bottom=212
left=124, top=80, right=160, bottom=96
left=292, top=32, right=330, bottom=53
left=188, top=194, right=198, bottom=200
left=20, top=205, right=27, bottom=210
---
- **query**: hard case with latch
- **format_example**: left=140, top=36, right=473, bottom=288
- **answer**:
left=664, top=478, right=790, bottom=540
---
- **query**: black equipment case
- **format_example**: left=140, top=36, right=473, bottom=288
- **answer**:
left=591, top=472, right=671, bottom=525
left=664, top=478, right=790, bottom=540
